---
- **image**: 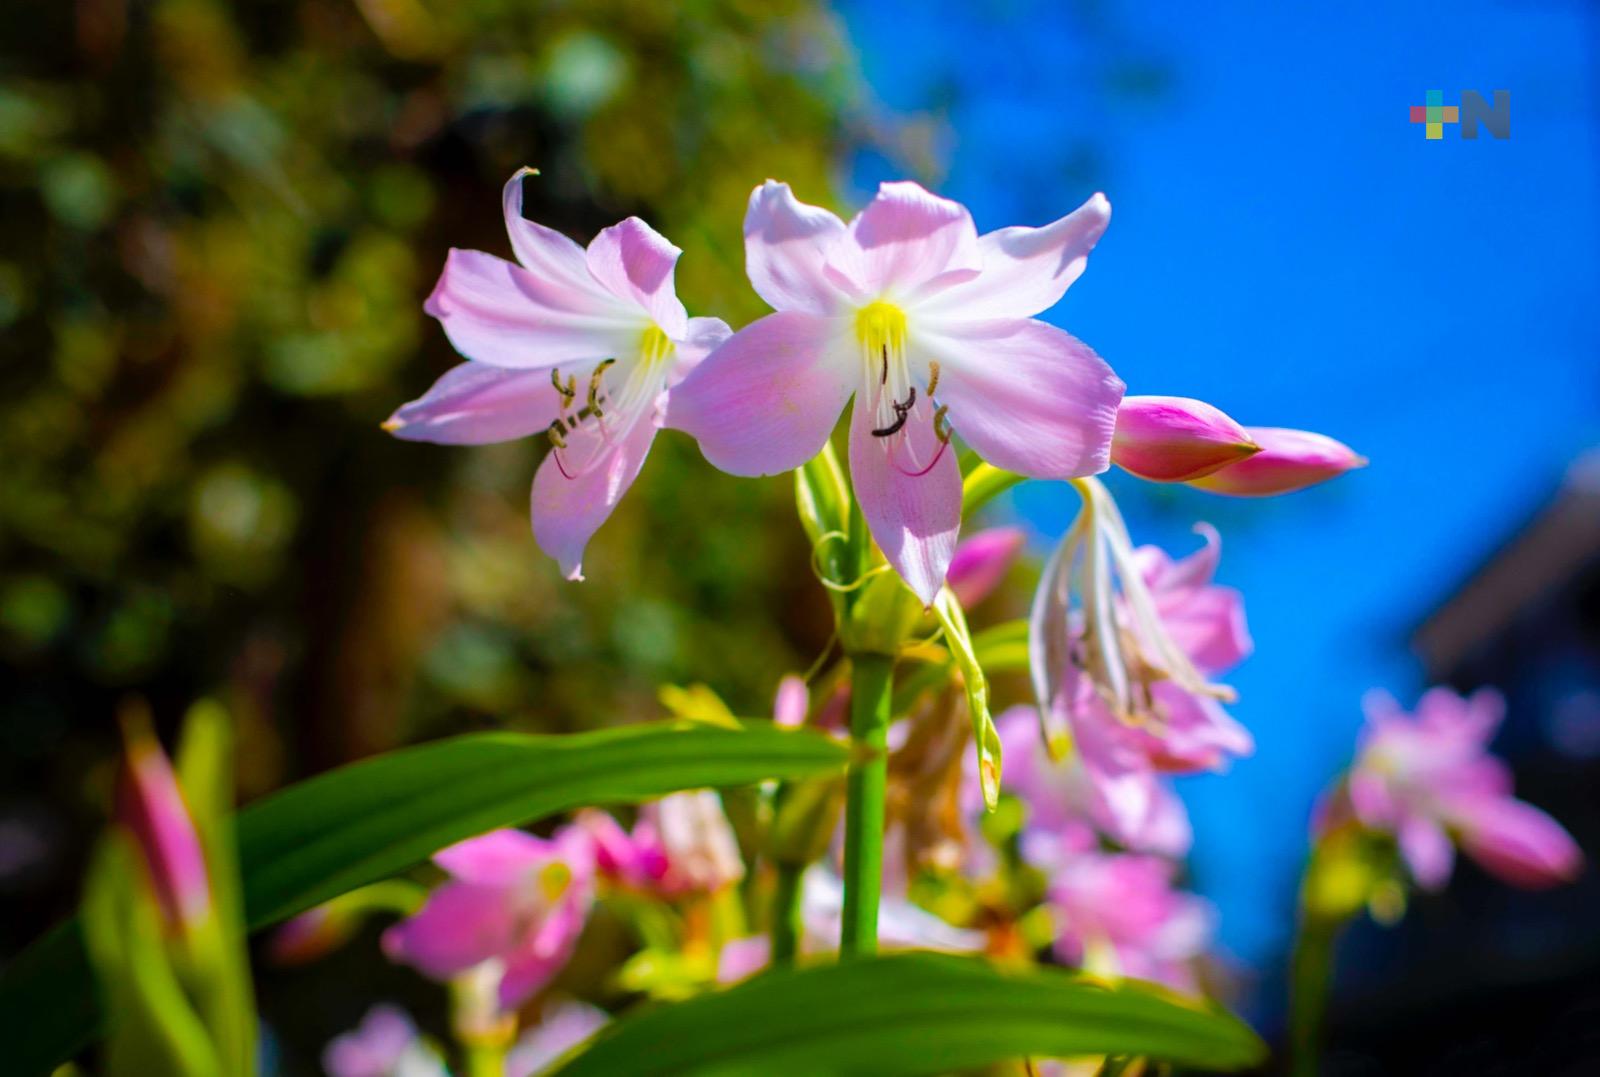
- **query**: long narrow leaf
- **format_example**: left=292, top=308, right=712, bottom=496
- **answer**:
left=1, top=721, right=847, bottom=1076
left=554, top=952, right=1267, bottom=1076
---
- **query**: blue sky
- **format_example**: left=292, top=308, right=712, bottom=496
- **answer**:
left=838, top=0, right=1600, bottom=982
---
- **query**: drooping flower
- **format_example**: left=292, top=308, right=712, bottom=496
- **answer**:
left=323, top=1005, right=448, bottom=1077
left=115, top=706, right=211, bottom=936
left=1030, top=485, right=1253, bottom=849
left=946, top=527, right=1027, bottom=609
left=669, top=180, right=1125, bottom=604
left=1111, top=396, right=1259, bottom=483
left=385, top=169, right=731, bottom=579
left=506, top=1001, right=609, bottom=1077
left=1048, top=852, right=1214, bottom=992
left=989, top=705, right=1192, bottom=862
left=1335, top=687, right=1582, bottom=890
left=383, top=827, right=594, bottom=1011
left=1187, top=427, right=1365, bottom=497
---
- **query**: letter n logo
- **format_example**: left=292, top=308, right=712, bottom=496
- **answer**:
left=1460, top=90, right=1510, bottom=139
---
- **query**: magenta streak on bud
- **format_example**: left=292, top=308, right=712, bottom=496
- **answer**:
left=117, top=708, right=211, bottom=933
left=946, top=527, right=1027, bottom=608
left=1111, top=396, right=1259, bottom=483
left=1187, top=426, right=1366, bottom=497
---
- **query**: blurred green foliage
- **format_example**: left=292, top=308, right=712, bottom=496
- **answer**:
left=0, top=0, right=889, bottom=970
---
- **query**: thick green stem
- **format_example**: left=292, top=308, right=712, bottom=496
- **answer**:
left=770, top=861, right=804, bottom=966
left=1288, top=911, right=1342, bottom=1077
left=839, top=653, right=894, bottom=955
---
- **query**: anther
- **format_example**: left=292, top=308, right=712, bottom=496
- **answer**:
left=926, top=361, right=940, bottom=398
left=871, top=387, right=917, bottom=438
left=880, top=344, right=889, bottom=386
left=586, top=359, right=615, bottom=414
left=933, top=404, right=951, bottom=444
left=547, top=420, right=568, bottom=450
left=553, top=364, right=579, bottom=408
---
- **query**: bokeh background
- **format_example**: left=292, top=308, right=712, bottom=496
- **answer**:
left=4, top=0, right=1599, bottom=1072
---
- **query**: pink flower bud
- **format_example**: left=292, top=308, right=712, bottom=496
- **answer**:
left=946, top=527, right=1026, bottom=608
left=772, top=674, right=809, bottom=728
left=1111, top=396, right=1259, bottom=483
left=116, top=705, right=211, bottom=934
left=1187, top=427, right=1366, bottom=497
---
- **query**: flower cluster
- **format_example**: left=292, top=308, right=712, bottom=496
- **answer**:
left=1317, top=687, right=1582, bottom=891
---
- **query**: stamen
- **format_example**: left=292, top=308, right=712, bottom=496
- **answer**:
left=926, top=361, right=940, bottom=398
left=880, top=344, right=889, bottom=386
left=933, top=404, right=951, bottom=444
left=586, top=359, right=615, bottom=415
left=551, top=369, right=576, bottom=407
left=546, top=419, right=568, bottom=450
left=871, top=387, right=917, bottom=438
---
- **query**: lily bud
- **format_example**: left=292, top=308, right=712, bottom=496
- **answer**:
left=1187, top=427, right=1366, bottom=497
left=1111, top=396, right=1259, bottom=483
left=773, top=674, right=809, bottom=728
left=116, top=703, right=211, bottom=935
left=946, top=528, right=1026, bottom=608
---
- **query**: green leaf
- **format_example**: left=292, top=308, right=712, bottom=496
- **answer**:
left=1, top=721, right=848, bottom=1076
left=553, top=953, right=1267, bottom=1076
left=961, top=463, right=1025, bottom=520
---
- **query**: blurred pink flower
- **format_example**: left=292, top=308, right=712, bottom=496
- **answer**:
left=986, top=706, right=1192, bottom=861
left=1031, top=499, right=1253, bottom=852
left=1111, top=396, right=1259, bottom=483
left=383, top=827, right=594, bottom=1010
left=1049, top=853, right=1214, bottom=992
left=506, top=1001, right=609, bottom=1077
left=1187, top=427, right=1365, bottom=497
left=669, top=180, right=1124, bottom=604
left=576, top=790, right=743, bottom=897
left=323, top=1005, right=446, bottom=1077
left=386, top=169, right=731, bottom=580
left=116, top=710, right=210, bottom=935
left=1342, top=687, right=1582, bottom=890
left=946, top=527, right=1027, bottom=609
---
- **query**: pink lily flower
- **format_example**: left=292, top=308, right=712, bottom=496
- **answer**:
left=1049, top=852, right=1214, bottom=993
left=1111, top=396, right=1259, bottom=483
left=946, top=527, right=1027, bottom=609
left=323, top=1005, right=448, bottom=1077
left=115, top=708, right=211, bottom=936
left=386, top=169, right=731, bottom=579
left=988, top=705, right=1192, bottom=861
left=1030, top=497, right=1254, bottom=851
left=1340, top=688, right=1582, bottom=890
left=1187, top=427, right=1365, bottom=497
left=383, top=827, right=595, bottom=1011
left=668, top=180, right=1125, bottom=604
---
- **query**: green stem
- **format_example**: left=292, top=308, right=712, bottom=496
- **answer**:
left=839, top=653, right=894, bottom=955
left=463, top=1041, right=507, bottom=1077
left=770, top=861, right=804, bottom=966
left=1288, top=911, right=1342, bottom=1077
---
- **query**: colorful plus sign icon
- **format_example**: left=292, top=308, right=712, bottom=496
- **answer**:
left=1410, top=90, right=1459, bottom=140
